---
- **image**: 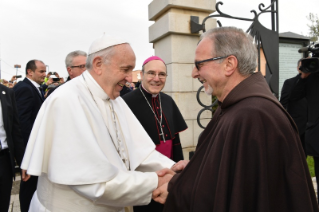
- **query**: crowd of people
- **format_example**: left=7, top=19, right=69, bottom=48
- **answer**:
left=1, top=72, right=64, bottom=94
left=0, top=26, right=318, bottom=212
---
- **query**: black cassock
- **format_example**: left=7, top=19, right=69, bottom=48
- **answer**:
left=123, top=85, right=187, bottom=212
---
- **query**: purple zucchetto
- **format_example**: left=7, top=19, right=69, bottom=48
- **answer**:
left=142, top=56, right=165, bottom=66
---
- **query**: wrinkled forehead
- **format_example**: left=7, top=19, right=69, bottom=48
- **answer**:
left=113, top=44, right=136, bottom=68
left=143, top=60, right=167, bottom=73
left=195, top=38, right=214, bottom=58
left=72, top=55, right=87, bottom=64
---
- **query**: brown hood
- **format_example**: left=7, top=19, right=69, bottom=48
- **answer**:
left=222, top=72, right=278, bottom=109
left=220, top=71, right=298, bottom=132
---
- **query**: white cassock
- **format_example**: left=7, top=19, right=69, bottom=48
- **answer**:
left=21, top=70, right=175, bottom=212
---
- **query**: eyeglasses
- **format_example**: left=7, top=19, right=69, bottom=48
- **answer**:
left=145, top=71, right=168, bottom=79
left=71, top=64, right=86, bottom=69
left=195, top=55, right=229, bottom=70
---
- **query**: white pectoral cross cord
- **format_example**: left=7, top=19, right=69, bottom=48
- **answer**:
left=107, top=101, right=130, bottom=170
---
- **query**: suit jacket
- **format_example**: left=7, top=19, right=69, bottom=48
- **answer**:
left=0, top=84, right=25, bottom=179
left=280, top=74, right=307, bottom=135
left=13, top=78, right=44, bottom=146
left=290, top=73, right=319, bottom=156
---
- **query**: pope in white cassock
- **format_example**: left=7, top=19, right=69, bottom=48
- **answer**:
left=20, top=35, right=180, bottom=212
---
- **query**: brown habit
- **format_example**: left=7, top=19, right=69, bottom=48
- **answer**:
left=164, top=72, right=318, bottom=212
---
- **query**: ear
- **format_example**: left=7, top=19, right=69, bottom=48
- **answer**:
left=67, top=67, right=72, bottom=75
left=92, top=56, right=103, bottom=75
left=27, top=69, right=33, bottom=76
left=140, top=71, right=144, bottom=80
left=224, top=55, right=238, bottom=77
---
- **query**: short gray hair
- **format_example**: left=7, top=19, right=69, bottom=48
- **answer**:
left=65, top=50, right=87, bottom=68
left=201, top=27, right=257, bottom=76
left=86, top=47, right=115, bottom=71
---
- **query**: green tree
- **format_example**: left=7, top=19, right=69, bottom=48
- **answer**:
left=307, top=13, right=319, bottom=41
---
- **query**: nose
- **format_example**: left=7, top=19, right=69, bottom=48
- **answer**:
left=192, top=66, right=199, bottom=79
left=125, top=72, right=132, bottom=83
left=152, top=73, right=160, bottom=81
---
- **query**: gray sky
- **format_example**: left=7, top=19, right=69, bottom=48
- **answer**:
left=0, top=0, right=318, bottom=81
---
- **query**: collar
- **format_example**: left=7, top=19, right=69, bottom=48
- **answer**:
left=141, top=84, right=159, bottom=98
left=82, top=71, right=110, bottom=100
left=26, top=77, right=41, bottom=88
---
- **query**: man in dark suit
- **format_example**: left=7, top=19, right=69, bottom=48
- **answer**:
left=0, top=84, right=25, bottom=212
left=280, top=59, right=307, bottom=156
left=13, top=59, right=46, bottom=212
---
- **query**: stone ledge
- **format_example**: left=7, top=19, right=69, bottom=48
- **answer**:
left=149, top=9, right=216, bottom=43
left=149, top=0, right=215, bottom=21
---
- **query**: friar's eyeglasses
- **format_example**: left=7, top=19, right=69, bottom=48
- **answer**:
left=195, top=56, right=229, bottom=70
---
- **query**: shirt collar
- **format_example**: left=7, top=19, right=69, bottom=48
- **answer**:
left=26, top=77, right=41, bottom=88
left=141, top=83, right=159, bottom=98
left=82, top=71, right=110, bottom=100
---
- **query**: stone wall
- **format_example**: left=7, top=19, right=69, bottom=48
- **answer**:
left=148, top=0, right=216, bottom=159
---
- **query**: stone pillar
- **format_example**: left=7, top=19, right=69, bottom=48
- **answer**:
left=148, top=0, right=216, bottom=159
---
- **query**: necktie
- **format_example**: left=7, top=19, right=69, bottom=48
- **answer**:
left=39, top=87, right=45, bottom=100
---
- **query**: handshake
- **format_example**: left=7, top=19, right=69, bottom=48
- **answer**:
left=152, top=160, right=189, bottom=204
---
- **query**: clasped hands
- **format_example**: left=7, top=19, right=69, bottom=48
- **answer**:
left=152, top=160, right=189, bottom=204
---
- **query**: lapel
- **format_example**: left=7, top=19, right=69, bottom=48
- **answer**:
left=0, top=86, right=9, bottom=134
left=23, top=78, right=44, bottom=102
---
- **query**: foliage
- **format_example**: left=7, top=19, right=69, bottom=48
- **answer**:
left=307, top=13, right=319, bottom=42
left=307, top=156, right=315, bottom=177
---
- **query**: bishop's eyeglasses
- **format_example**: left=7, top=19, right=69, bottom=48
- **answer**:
left=145, top=71, right=168, bottom=79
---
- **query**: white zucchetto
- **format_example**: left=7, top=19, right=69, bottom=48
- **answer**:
left=88, top=34, right=128, bottom=55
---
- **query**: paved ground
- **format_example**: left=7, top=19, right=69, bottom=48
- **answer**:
left=7, top=176, right=319, bottom=212
left=9, top=174, right=21, bottom=212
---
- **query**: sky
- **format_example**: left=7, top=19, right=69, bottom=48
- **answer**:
left=0, top=0, right=318, bottom=81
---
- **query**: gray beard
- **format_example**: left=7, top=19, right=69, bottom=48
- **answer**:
left=205, top=84, right=214, bottom=95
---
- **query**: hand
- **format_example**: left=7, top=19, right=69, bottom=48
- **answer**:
left=157, top=168, right=176, bottom=177
left=153, top=183, right=168, bottom=204
left=54, top=72, right=60, bottom=78
left=11, top=75, right=17, bottom=82
left=157, top=172, right=173, bottom=188
left=47, top=72, right=52, bottom=78
left=300, top=72, right=311, bottom=79
left=21, top=169, right=31, bottom=182
left=171, top=160, right=189, bottom=173
left=8, top=82, right=14, bottom=88
left=46, top=78, right=53, bottom=85
left=59, top=78, right=65, bottom=83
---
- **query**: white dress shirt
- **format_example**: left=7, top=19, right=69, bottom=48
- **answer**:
left=0, top=99, right=8, bottom=149
left=26, top=77, right=41, bottom=95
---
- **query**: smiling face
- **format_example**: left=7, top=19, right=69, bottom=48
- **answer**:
left=192, top=38, right=227, bottom=99
left=94, top=44, right=136, bottom=99
left=141, top=60, right=167, bottom=94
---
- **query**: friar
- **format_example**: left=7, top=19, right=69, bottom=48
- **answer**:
left=152, top=27, right=319, bottom=212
